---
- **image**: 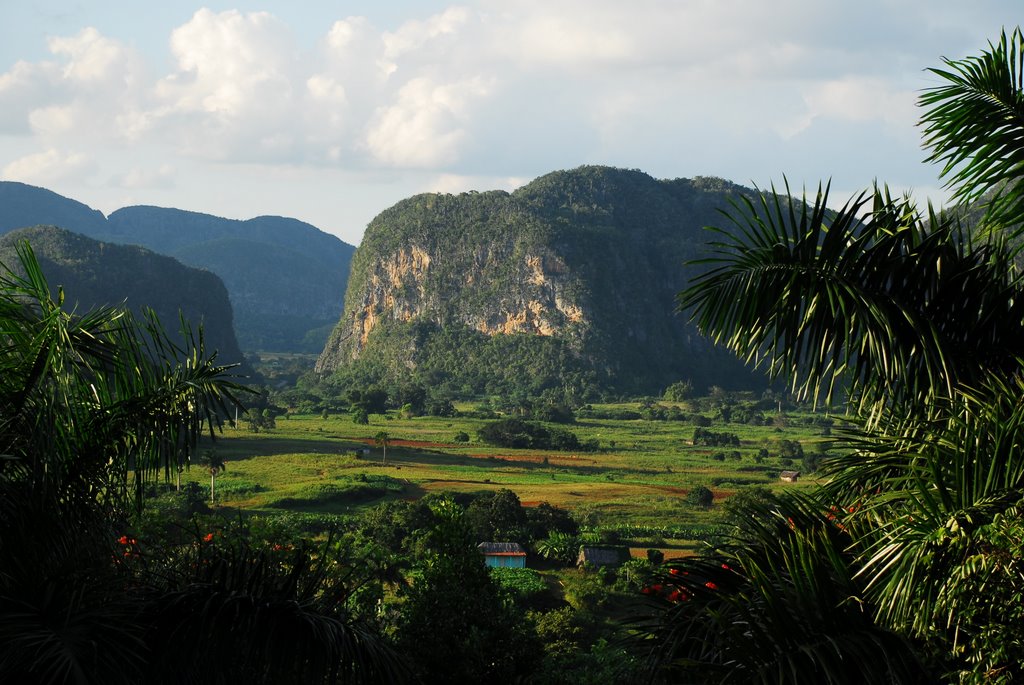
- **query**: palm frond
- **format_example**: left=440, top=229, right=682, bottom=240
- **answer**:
left=679, top=183, right=1024, bottom=423
left=817, top=374, right=1024, bottom=674
left=638, top=492, right=928, bottom=684
left=142, top=534, right=409, bottom=684
left=0, top=240, right=250, bottom=511
left=920, top=27, right=1024, bottom=231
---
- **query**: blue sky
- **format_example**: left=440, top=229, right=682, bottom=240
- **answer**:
left=0, top=1, right=1016, bottom=245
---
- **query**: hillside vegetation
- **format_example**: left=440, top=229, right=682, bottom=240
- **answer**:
left=0, top=225, right=247, bottom=368
left=0, top=182, right=355, bottom=353
left=317, top=167, right=762, bottom=398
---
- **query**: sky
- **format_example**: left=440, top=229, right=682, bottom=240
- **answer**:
left=0, top=1, right=1016, bottom=246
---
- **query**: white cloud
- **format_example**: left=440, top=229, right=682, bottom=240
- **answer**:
left=423, top=172, right=527, bottom=194
left=47, top=27, right=138, bottom=85
left=0, top=60, right=59, bottom=133
left=0, top=0, right=1010, bottom=244
left=780, top=77, right=918, bottom=139
left=808, top=78, right=917, bottom=127
left=0, top=28, right=144, bottom=141
left=158, top=9, right=294, bottom=116
left=365, top=75, right=492, bottom=167
left=28, top=105, right=76, bottom=137
left=306, top=74, right=347, bottom=104
left=382, top=6, right=471, bottom=61
left=150, top=9, right=302, bottom=161
left=109, top=164, right=176, bottom=190
left=2, top=148, right=95, bottom=184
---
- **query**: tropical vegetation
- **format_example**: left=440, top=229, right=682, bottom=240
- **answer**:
left=641, top=28, right=1024, bottom=683
left=317, top=170, right=765, bottom=399
left=4, top=24, right=1022, bottom=685
left=0, top=243, right=402, bottom=683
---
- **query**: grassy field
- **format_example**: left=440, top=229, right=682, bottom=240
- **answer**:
left=184, top=402, right=830, bottom=554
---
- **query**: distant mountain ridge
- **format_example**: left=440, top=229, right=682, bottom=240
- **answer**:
left=104, top=206, right=355, bottom=350
left=0, top=182, right=355, bottom=352
left=0, top=225, right=247, bottom=370
left=0, top=182, right=109, bottom=236
left=316, top=165, right=764, bottom=397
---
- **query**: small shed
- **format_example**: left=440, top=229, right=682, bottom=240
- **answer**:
left=478, top=542, right=527, bottom=568
left=577, top=546, right=629, bottom=569
left=780, top=470, right=801, bottom=483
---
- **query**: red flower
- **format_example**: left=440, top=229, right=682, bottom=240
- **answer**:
left=203, top=533, right=214, bottom=543
left=118, top=535, right=129, bottom=545
left=667, top=589, right=691, bottom=602
left=721, top=563, right=731, bottom=571
left=705, top=581, right=718, bottom=590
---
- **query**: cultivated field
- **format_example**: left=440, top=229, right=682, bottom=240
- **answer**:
left=185, top=402, right=831, bottom=557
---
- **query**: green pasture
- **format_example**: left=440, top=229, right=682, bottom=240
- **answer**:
left=184, top=404, right=828, bottom=535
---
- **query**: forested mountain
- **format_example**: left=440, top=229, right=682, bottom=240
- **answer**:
left=103, top=207, right=355, bottom=352
left=0, top=181, right=109, bottom=236
left=0, top=182, right=355, bottom=352
left=316, top=165, right=764, bottom=398
left=0, top=225, right=246, bottom=369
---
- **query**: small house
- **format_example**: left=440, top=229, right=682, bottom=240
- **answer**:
left=577, top=546, right=629, bottom=569
left=780, top=470, right=800, bottom=483
left=478, top=542, right=527, bottom=568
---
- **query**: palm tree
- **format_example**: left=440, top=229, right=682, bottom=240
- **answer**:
left=375, top=430, right=390, bottom=466
left=0, top=242, right=406, bottom=683
left=534, top=531, right=580, bottom=565
left=198, top=450, right=226, bottom=503
left=642, top=28, right=1024, bottom=683
left=0, top=241, right=247, bottom=682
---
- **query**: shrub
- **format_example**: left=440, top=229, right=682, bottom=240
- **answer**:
left=491, top=567, right=547, bottom=599
left=685, top=485, right=714, bottom=509
left=477, top=418, right=586, bottom=452
left=692, top=426, right=740, bottom=447
left=214, top=479, right=265, bottom=497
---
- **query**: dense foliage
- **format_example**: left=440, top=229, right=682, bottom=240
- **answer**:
left=477, top=417, right=598, bottom=452
left=643, top=29, right=1024, bottom=683
left=0, top=243, right=401, bottom=683
left=326, top=319, right=604, bottom=403
left=0, top=224, right=247, bottom=369
left=317, top=167, right=764, bottom=396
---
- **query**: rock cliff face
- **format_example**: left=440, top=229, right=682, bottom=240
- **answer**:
left=316, top=166, right=761, bottom=395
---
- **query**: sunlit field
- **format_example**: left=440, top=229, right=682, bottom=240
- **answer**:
left=183, top=403, right=830, bottom=557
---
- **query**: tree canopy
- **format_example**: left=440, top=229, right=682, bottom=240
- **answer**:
left=644, top=28, right=1024, bottom=683
left=0, top=241, right=403, bottom=683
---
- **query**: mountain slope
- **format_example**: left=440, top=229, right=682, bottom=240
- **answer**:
left=0, top=181, right=355, bottom=352
left=0, top=181, right=109, bottom=236
left=0, top=225, right=247, bottom=369
left=103, top=207, right=355, bottom=352
left=316, top=165, right=763, bottom=397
